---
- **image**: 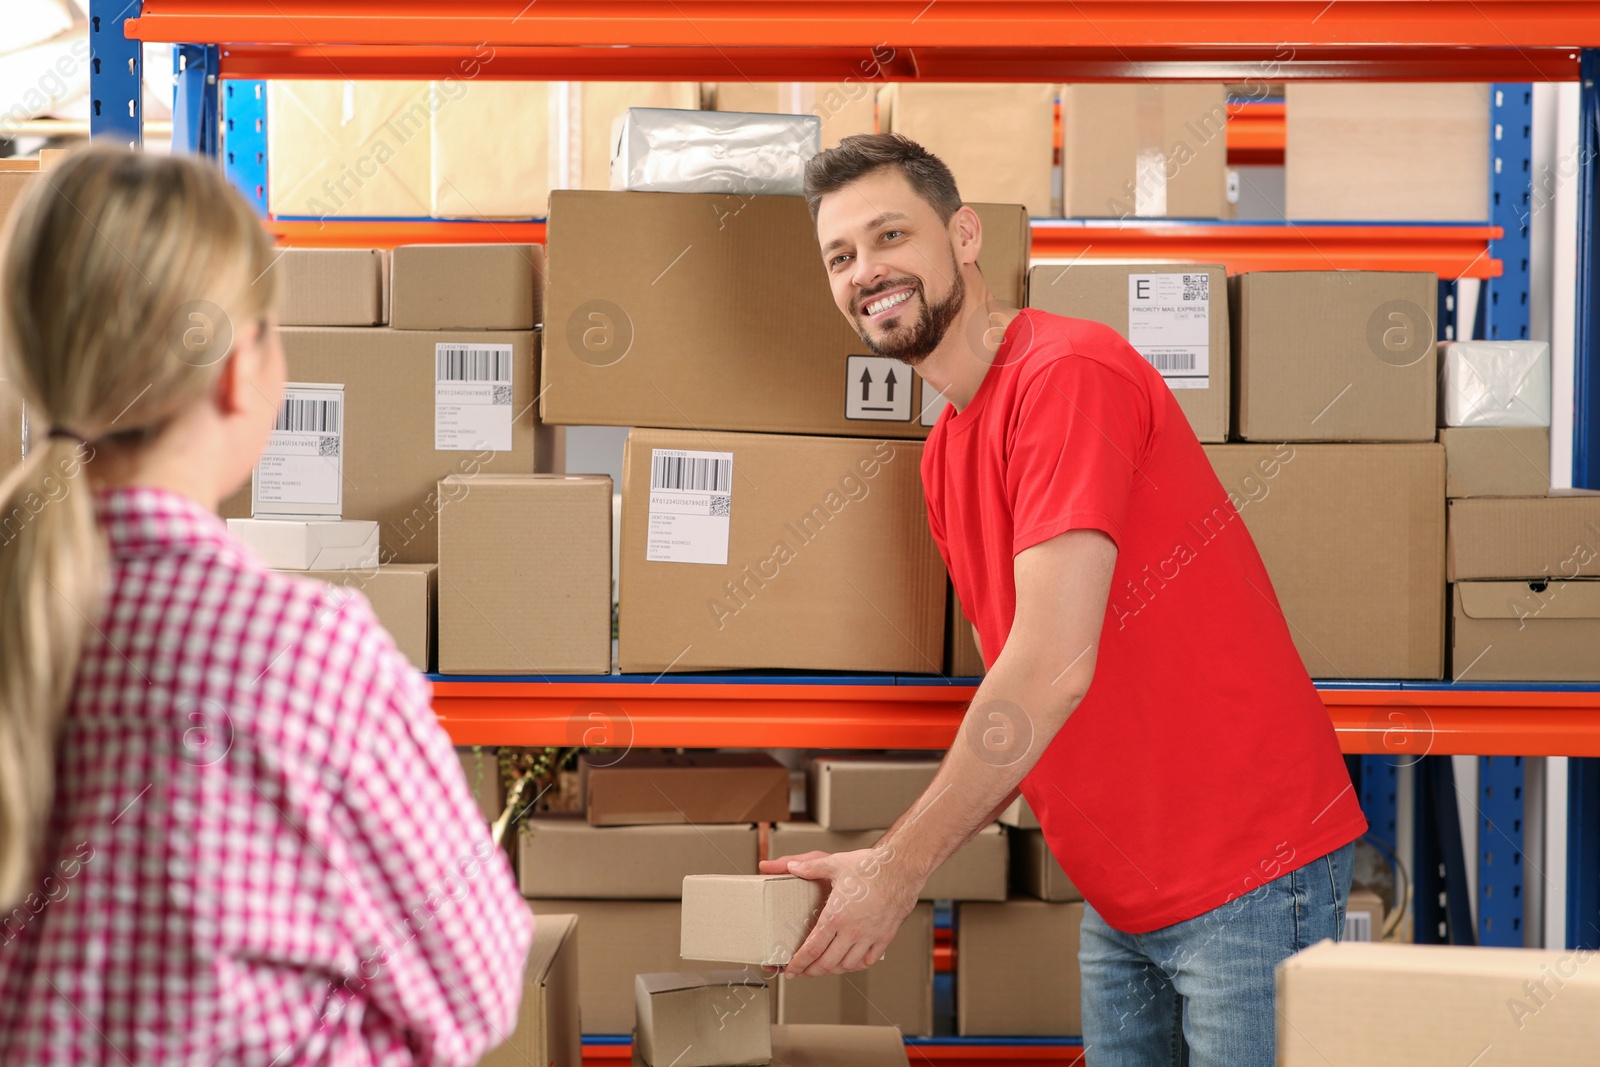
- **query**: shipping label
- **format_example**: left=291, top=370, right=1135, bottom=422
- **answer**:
left=253, top=383, right=343, bottom=518
left=1128, top=273, right=1210, bottom=389
left=435, top=342, right=514, bottom=451
left=646, top=448, right=733, bottom=566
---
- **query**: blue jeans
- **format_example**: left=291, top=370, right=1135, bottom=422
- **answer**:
left=1079, top=841, right=1355, bottom=1067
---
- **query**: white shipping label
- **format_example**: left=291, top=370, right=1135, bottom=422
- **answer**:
left=253, top=384, right=343, bottom=517
left=1128, top=273, right=1210, bottom=389
left=435, top=343, right=515, bottom=452
left=646, top=448, right=733, bottom=566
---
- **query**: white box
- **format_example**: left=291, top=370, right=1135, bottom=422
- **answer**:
left=1439, top=340, right=1552, bottom=427
left=228, top=519, right=380, bottom=570
left=610, top=107, right=820, bottom=196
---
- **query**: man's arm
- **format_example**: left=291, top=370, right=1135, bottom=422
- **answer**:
left=773, top=527, right=1117, bottom=977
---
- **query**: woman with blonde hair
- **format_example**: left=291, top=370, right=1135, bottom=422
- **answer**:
left=0, top=145, right=531, bottom=1064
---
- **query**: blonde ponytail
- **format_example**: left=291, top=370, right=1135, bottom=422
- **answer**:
left=0, top=144, right=277, bottom=909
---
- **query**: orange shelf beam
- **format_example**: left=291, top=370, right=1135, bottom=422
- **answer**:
left=433, top=681, right=1600, bottom=757
left=128, top=1, right=1600, bottom=65
left=1226, top=100, right=1285, bottom=167
left=206, top=42, right=1584, bottom=82
left=1029, top=222, right=1502, bottom=279
left=267, top=217, right=1499, bottom=280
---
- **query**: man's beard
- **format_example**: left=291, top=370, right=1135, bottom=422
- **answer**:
left=856, top=263, right=966, bottom=367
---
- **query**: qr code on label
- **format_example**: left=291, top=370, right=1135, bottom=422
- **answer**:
left=492, top=385, right=513, bottom=405
left=710, top=494, right=731, bottom=517
left=317, top=435, right=340, bottom=458
left=1182, top=274, right=1210, bottom=302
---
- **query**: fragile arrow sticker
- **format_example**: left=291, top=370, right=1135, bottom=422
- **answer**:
left=845, top=354, right=913, bottom=422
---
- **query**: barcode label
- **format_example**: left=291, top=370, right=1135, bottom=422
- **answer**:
left=254, top=383, right=344, bottom=518
left=652, top=453, right=732, bottom=493
left=1128, top=272, right=1210, bottom=389
left=275, top=397, right=341, bottom=434
left=436, top=344, right=513, bottom=383
left=1143, top=350, right=1197, bottom=372
left=436, top=343, right=515, bottom=451
left=647, top=448, right=734, bottom=566
left=1343, top=911, right=1373, bottom=942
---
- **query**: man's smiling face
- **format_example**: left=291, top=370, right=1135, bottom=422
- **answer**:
left=816, top=167, right=967, bottom=366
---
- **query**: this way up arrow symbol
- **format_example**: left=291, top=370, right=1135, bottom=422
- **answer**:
left=860, top=366, right=874, bottom=402
left=885, top=368, right=898, bottom=403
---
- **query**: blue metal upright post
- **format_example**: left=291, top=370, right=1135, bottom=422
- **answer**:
left=171, top=44, right=221, bottom=157
left=1568, top=758, right=1600, bottom=949
left=1576, top=52, right=1600, bottom=490
left=88, top=0, right=143, bottom=148
left=222, top=80, right=269, bottom=217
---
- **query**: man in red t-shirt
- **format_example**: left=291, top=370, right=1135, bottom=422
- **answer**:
left=759, top=134, right=1367, bottom=1064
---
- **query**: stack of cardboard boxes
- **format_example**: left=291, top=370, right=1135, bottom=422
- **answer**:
left=267, top=80, right=1235, bottom=224
left=520, top=753, right=781, bottom=1034
left=220, top=243, right=581, bottom=674
left=541, top=187, right=1034, bottom=674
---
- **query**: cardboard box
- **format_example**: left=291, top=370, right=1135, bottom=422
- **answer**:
left=1447, top=493, right=1600, bottom=580
left=1026, top=262, right=1230, bottom=441
left=219, top=328, right=559, bottom=564
left=1440, top=340, right=1552, bottom=428
left=776, top=902, right=934, bottom=1035
left=1231, top=271, right=1439, bottom=442
left=769, top=1025, right=909, bottom=1067
left=879, top=83, right=1057, bottom=216
left=1285, top=83, right=1491, bottom=222
left=996, top=795, right=1038, bottom=830
left=618, top=429, right=946, bottom=673
left=635, top=972, right=772, bottom=1067
left=389, top=243, right=543, bottom=330
left=0, top=171, right=37, bottom=230
left=264, top=248, right=387, bottom=326
left=1451, top=580, right=1600, bottom=681
left=1277, top=940, right=1600, bottom=1066
left=681, top=875, right=828, bottom=966
left=945, top=586, right=986, bottom=677
left=1203, top=444, right=1446, bottom=679
left=526, top=899, right=759, bottom=1035
left=267, top=81, right=433, bottom=219
left=477, top=912, right=581, bottom=1067
left=581, top=752, right=789, bottom=827
left=705, top=82, right=878, bottom=149
left=519, top=814, right=759, bottom=897
left=296, top=563, right=436, bottom=671
left=568, top=82, right=704, bottom=191
left=437, top=474, right=612, bottom=675
left=1344, top=888, right=1386, bottom=942
left=807, top=755, right=940, bottom=831
left=1060, top=85, right=1229, bottom=219
left=768, top=822, right=1007, bottom=902
left=541, top=190, right=1028, bottom=436
left=1442, top=427, right=1551, bottom=498
left=956, top=899, right=1084, bottom=1036
left=454, top=746, right=502, bottom=824
left=1008, top=828, right=1081, bottom=902
left=431, top=79, right=551, bottom=219
left=228, top=518, right=379, bottom=570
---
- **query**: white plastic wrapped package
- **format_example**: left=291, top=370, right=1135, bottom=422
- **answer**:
left=1439, top=339, right=1552, bottom=427
left=610, top=107, right=821, bottom=196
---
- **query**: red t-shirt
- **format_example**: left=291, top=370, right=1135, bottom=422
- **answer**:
left=922, top=308, right=1366, bottom=933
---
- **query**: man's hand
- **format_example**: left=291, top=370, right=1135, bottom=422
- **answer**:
left=757, top=847, right=922, bottom=978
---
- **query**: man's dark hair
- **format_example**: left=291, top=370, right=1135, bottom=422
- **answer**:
left=803, top=133, right=963, bottom=223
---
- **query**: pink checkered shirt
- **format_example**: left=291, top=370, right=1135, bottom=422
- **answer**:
left=0, top=487, right=532, bottom=1065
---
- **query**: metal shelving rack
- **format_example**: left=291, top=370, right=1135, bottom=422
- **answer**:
left=84, top=2, right=1600, bottom=1060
